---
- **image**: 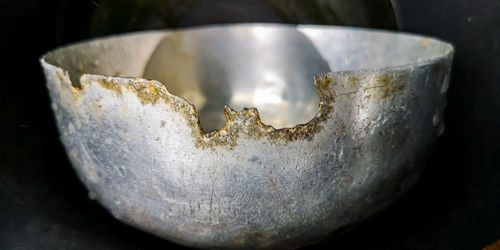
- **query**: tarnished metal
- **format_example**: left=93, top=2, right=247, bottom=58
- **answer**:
left=40, top=24, right=453, bottom=249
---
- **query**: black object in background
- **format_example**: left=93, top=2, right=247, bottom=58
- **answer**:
left=0, top=0, right=498, bottom=249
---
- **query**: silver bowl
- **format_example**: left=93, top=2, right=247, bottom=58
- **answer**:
left=40, top=24, right=453, bottom=249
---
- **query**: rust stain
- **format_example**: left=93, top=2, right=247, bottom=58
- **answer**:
left=364, top=73, right=407, bottom=100
left=347, top=76, right=360, bottom=87
left=97, top=78, right=123, bottom=96
left=56, top=71, right=66, bottom=85
left=56, top=70, right=86, bottom=104
left=74, top=71, right=408, bottom=150
left=269, top=179, right=277, bottom=190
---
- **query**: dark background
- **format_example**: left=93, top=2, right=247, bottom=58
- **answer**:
left=1, top=0, right=499, bottom=249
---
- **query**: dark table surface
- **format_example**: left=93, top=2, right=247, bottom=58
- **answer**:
left=1, top=0, right=499, bottom=249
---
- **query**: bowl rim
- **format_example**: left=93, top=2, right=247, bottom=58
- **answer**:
left=40, top=22, right=455, bottom=75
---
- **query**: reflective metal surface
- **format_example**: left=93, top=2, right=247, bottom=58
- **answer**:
left=143, top=26, right=330, bottom=131
left=40, top=24, right=453, bottom=248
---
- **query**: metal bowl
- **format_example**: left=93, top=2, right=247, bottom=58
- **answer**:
left=40, top=24, right=453, bottom=249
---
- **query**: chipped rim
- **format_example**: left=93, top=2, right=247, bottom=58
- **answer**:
left=40, top=23, right=454, bottom=145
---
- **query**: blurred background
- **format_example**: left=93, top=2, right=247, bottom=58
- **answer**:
left=0, top=0, right=499, bottom=249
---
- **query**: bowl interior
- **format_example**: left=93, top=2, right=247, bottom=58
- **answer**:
left=43, top=24, right=451, bottom=131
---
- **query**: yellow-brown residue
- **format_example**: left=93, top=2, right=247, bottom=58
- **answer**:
left=76, top=69, right=409, bottom=150
left=56, top=70, right=85, bottom=104
left=364, top=73, right=407, bottom=99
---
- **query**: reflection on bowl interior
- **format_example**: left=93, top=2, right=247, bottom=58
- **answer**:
left=44, top=25, right=448, bottom=132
